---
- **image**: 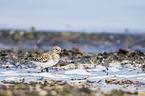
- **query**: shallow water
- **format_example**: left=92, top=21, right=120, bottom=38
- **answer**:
left=0, top=61, right=145, bottom=92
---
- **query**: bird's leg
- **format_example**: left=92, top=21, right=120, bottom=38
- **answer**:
left=41, top=68, right=43, bottom=72
left=46, top=68, right=49, bottom=72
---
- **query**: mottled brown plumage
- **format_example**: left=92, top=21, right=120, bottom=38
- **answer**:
left=31, top=46, right=61, bottom=68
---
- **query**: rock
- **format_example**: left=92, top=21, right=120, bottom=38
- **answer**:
left=141, top=65, right=145, bottom=71
left=118, top=49, right=129, bottom=54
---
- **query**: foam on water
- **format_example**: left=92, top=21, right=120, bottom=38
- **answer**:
left=64, top=69, right=94, bottom=75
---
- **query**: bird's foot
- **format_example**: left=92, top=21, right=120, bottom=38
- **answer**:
left=45, top=68, right=49, bottom=72
left=41, top=69, right=44, bottom=72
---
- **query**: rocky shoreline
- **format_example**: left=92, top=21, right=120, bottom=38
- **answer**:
left=0, top=30, right=145, bottom=96
left=0, top=48, right=145, bottom=96
left=0, top=80, right=141, bottom=96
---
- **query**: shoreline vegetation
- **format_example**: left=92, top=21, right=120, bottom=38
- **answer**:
left=0, top=29, right=145, bottom=52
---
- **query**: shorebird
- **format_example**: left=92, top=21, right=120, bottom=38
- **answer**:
left=31, top=46, right=61, bottom=72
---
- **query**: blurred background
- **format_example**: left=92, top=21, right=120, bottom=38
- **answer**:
left=0, top=0, right=145, bottom=52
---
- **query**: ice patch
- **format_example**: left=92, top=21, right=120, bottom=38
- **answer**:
left=67, top=80, right=86, bottom=84
left=77, top=64, right=85, bottom=69
left=27, top=72, right=55, bottom=78
left=88, top=73, right=145, bottom=80
left=2, top=62, right=15, bottom=68
left=0, top=71, right=19, bottom=76
left=137, top=77, right=145, bottom=80
left=88, top=76, right=112, bottom=80
left=87, top=65, right=106, bottom=72
left=4, top=77, right=24, bottom=81
left=61, top=64, right=76, bottom=69
left=121, top=60, right=131, bottom=63
left=108, top=67, right=121, bottom=72
left=108, top=61, right=122, bottom=72
left=109, top=61, right=121, bottom=68
left=53, top=74, right=69, bottom=79
left=125, top=64, right=134, bottom=68
left=27, top=72, right=70, bottom=79
left=64, top=69, right=93, bottom=75
left=116, top=74, right=145, bottom=78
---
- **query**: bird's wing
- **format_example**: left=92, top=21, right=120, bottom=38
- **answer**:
left=34, top=53, right=52, bottom=63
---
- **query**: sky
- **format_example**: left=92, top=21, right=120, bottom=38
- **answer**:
left=0, top=0, right=145, bottom=32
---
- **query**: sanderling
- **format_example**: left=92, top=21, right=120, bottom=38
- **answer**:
left=31, top=46, right=61, bottom=72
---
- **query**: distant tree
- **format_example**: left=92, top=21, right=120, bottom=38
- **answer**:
left=31, top=26, right=35, bottom=32
left=125, top=28, right=129, bottom=33
left=66, top=24, right=72, bottom=32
